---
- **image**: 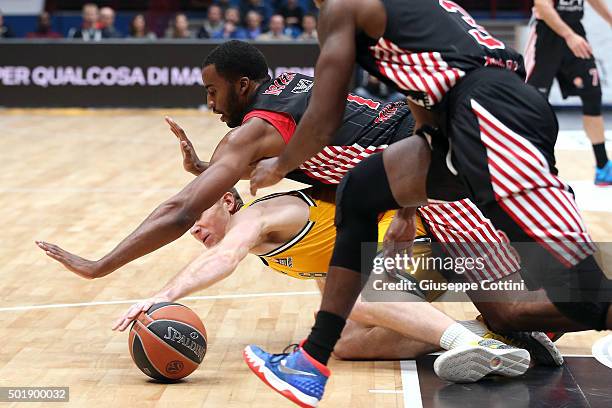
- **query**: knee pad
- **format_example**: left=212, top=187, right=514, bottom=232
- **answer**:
left=581, top=92, right=602, bottom=116
left=331, top=152, right=399, bottom=272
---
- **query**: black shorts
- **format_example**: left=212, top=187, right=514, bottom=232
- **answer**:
left=527, top=22, right=601, bottom=99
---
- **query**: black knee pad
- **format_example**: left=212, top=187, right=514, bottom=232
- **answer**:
left=581, top=92, right=602, bottom=116
left=331, top=152, right=399, bottom=273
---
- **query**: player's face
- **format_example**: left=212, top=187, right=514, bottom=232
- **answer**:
left=202, top=65, right=247, bottom=128
left=189, top=193, right=236, bottom=248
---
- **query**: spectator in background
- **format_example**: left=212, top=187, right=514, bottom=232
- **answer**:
left=212, top=7, right=247, bottom=39
left=27, top=11, right=61, bottom=39
left=298, top=13, right=317, bottom=41
left=198, top=4, right=224, bottom=38
left=100, top=7, right=122, bottom=38
left=257, top=14, right=291, bottom=41
left=214, top=0, right=232, bottom=12
left=166, top=13, right=195, bottom=38
left=240, top=0, right=272, bottom=24
left=67, top=3, right=102, bottom=41
left=244, top=11, right=263, bottom=39
left=279, top=0, right=304, bottom=31
left=128, top=14, right=157, bottom=39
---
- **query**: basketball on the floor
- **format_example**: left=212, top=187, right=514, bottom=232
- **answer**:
left=129, top=302, right=207, bottom=381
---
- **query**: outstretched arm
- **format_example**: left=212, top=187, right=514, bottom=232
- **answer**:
left=534, top=0, right=592, bottom=58
left=112, top=211, right=265, bottom=331
left=37, top=118, right=283, bottom=279
left=249, top=0, right=357, bottom=194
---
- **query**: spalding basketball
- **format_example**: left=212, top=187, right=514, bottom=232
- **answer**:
left=129, top=302, right=207, bottom=381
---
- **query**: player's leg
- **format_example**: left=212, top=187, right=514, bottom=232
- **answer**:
left=446, top=68, right=612, bottom=330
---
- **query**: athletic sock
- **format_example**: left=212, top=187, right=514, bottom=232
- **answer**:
left=439, top=322, right=483, bottom=350
left=302, top=311, right=346, bottom=365
left=459, top=319, right=488, bottom=337
left=593, top=143, right=609, bottom=169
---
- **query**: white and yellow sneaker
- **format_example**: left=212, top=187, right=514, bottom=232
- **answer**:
left=433, top=338, right=530, bottom=383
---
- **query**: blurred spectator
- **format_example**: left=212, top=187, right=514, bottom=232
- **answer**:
left=244, top=11, right=263, bottom=39
left=241, top=0, right=272, bottom=24
left=67, top=3, right=102, bottom=40
left=166, top=13, right=195, bottom=38
left=214, top=0, right=233, bottom=11
left=0, top=9, right=14, bottom=39
left=353, top=73, right=405, bottom=104
left=198, top=4, right=224, bottom=38
left=257, top=14, right=291, bottom=41
left=128, top=14, right=157, bottom=39
left=212, top=7, right=247, bottom=39
left=297, top=13, right=317, bottom=41
left=100, top=7, right=122, bottom=38
left=27, top=12, right=62, bottom=39
left=279, top=0, right=304, bottom=29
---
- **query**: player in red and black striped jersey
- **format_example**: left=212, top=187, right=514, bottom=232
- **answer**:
left=245, top=72, right=415, bottom=186
left=525, top=0, right=612, bottom=184
left=247, top=1, right=611, bottom=403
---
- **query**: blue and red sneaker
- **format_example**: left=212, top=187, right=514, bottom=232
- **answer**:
left=243, top=343, right=330, bottom=408
left=595, top=160, right=612, bottom=186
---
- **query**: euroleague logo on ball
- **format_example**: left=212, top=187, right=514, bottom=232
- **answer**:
left=166, top=360, right=184, bottom=374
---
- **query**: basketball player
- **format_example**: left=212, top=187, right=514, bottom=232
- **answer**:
left=526, top=0, right=612, bottom=185
left=247, top=1, right=612, bottom=405
left=34, top=41, right=582, bottom=390
left=110, top=187, right=527, bottom=365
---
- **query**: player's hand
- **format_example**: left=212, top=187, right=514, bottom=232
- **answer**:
left=35, top=241, right=106, bottom=279
left=165, top=116, right=207, bottom=176
left=383, top=209, right=417, bottom=260
left=565, top=33, right=592, bottom=59
left=249, top=157, right=286, bottom=195
left=112, top=296, right=171, bottom=331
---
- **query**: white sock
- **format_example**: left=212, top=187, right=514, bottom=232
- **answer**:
left=459, top=319, right=488, bottom=337
left=439, top=322, right=483, bottom=350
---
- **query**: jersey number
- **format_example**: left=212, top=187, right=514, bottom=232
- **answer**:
left=438, top=0, right=505, bottom=50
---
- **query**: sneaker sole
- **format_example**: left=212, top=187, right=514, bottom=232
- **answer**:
left=243, top=346, right=320, bottom=408
left=433, top=345, right=530, bottom=383
left=526, top=332, right=564, bottom=367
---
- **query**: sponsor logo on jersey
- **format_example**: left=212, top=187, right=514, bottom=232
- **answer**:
left=291, top=78, right=314, bottom=94
left=263, top=72, right=297, bottom=96
left=271, top=257, right=293, bottom=267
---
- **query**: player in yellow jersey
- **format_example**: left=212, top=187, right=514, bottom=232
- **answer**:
left=112, top=186, right=530, bottom=369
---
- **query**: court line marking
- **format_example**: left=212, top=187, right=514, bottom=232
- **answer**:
left=0, top=290, right=320, bottom=313
left=400, top=360, right=423, bottom=408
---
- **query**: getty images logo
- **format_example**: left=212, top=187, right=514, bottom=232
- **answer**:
left=163, top=326, right=206, bottom=361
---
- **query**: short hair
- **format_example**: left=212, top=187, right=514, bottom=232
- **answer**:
left=229, top=187, right=244, bottom=208
left=203, top=40, right=270, bottom=82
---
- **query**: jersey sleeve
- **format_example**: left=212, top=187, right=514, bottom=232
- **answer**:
left=242, top=109, right=297, bottom=144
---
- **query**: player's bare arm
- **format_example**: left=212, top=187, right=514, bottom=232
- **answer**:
left=535, top=0, right=592, bottom=58
left=586, top=0, right=612, bottom=26
left=36, top=117, right=285, bottom=279
left=112, top=209, right=267, bottom=331
left=250, top=0, right=379, bottom=194
left=112, top=195, right=308, bottom=331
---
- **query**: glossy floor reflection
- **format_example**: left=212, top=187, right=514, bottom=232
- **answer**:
left=417, top=356, right=612, bottom=408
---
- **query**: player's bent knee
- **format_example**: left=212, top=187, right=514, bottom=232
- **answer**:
left=551, top=301, right=610, bottom=330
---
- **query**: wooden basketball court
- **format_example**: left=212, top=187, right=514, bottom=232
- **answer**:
left=0, top=109, right=610, bottom=407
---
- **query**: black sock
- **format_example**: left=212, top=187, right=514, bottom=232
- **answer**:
left=593, top=143, right=609, bottom=169
left=302, top=311, right=346, bottom=365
